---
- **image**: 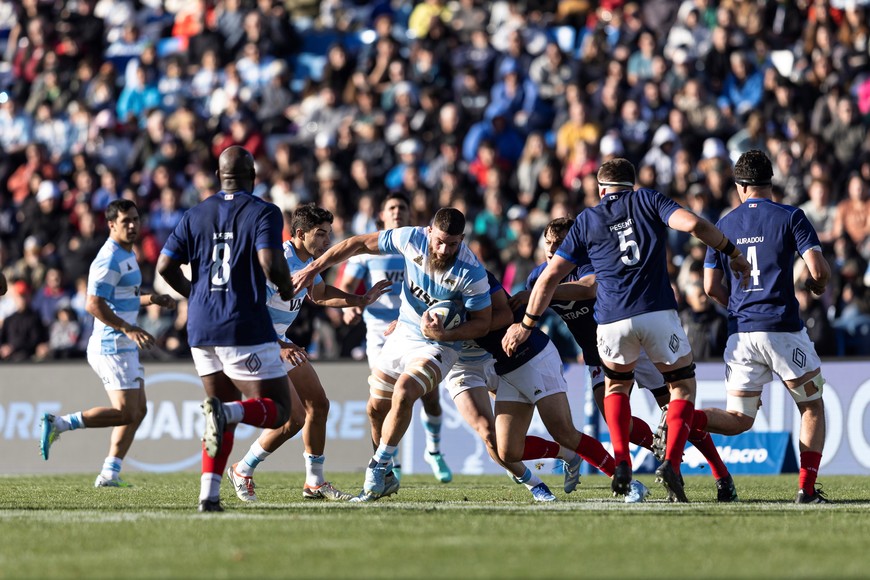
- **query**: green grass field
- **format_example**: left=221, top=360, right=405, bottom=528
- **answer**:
left=1, top=473, right=868, bottom=579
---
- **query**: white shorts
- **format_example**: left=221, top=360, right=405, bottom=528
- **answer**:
left=87, top=349, right=144, bottom=390
left=634, top=351, right=665, bottom=390
left=365, top=322, right=390, bottom=369
left=191, top=343, right=287, bottom=381
left=374, top=323, right=459, bottom=385
left=597, top=310, right=691, bottom=366
left=724, top=329, right=821, bottom=392
left=444, top=356, right=498, bottom=399
left=495, top=342, right=567, bottom=405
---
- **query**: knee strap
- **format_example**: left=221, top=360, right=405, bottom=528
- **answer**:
left=789, top=373, right=824, bottom=404
left=662, top=363, right=696, bottom=383
left=368, top=374, right=395, bottom=400
left=602, top=364, right=635, bottom=381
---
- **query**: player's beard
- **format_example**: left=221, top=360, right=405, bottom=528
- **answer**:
left=429, top=248, right=456, bottom=272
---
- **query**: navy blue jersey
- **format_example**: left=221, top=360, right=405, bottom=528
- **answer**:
left=475, top=271, right=550, bottom=374
left=161, top=190, right=283, bottom=347
left=526, top=261, right=600, bottom=366
left=704, top=198, right=821, bottom=335
left=556, top=188, right=681, bottom=324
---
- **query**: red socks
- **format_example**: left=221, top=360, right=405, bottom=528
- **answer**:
left=574, top=434, right=615, bottom=477
left=202, top=428, right=235, bottom=476
left=240, top=398, right=278, bottom=428
left=688, top=430, right=728, bottom=480
left=799, top=451, right=822, bottom=494
left=665, top=399, right=694, bottom=475
left=523, top=436, right=561, bottom=460
left=630, top=418, right=654, bottom=449
left=603, top=392, right=632, bottom=466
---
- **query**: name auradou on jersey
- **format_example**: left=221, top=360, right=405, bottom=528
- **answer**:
left=736, top=236, right=764, bottom=245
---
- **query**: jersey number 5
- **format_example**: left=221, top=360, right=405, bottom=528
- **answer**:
left=210, top=242, right=232, bottom=286
left=618, top=227, right=640, bottom=266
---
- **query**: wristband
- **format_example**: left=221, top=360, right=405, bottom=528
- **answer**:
left=521, top=321, right=535, bottom=331
left=524, top=312, right=541, bottom=321
left=722, top=240, right=737, bottom=258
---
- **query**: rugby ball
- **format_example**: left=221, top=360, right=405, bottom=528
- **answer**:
left=426, top=300, right=464, bottom=330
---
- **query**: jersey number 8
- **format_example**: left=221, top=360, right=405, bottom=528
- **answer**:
left=210, top=242, right=232, bottom=286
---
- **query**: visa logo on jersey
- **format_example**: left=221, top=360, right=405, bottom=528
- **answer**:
left=409, top=281, right=437, bottom=306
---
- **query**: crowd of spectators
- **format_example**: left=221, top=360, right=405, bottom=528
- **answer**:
left=1, top=0, right=870, bottom=364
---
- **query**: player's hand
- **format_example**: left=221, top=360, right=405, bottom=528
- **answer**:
left=292, top=265, right=318, bottom=295
left=508, top=289, right=531, bottom=311
left=280, top=343, right=309, bottom=366
left=360, top=279, right=393, bottom=306
left=420, top=310, right=447, bottom=341
left=150, top=294, right=177, bottom=310
left=730, top=253, right=752, bottom=289
left=384, top=319, right=398, bottom=336
left=343, top=307, right=363, bottom=326
left=125, top=326, right=155, bottom=349
left=805, top=278, right=825, bottom=296
left=501, top=322, right=531, bottom=356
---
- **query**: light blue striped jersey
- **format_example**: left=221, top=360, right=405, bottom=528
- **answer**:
left=343, top=253, right=404, bottom=329
left=87, top=238, right=142, bottom=354
left=265, top=240, right=322, bottom=338
left=378, top=226, right=491, bottom=344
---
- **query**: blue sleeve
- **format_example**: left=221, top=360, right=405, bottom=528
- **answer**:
left=462, top=263, right=493, bottom=312
left=161, top=214, right=190, bottom=262
left=486, top=270, right=504, bottom=295
left=554, top=219, right=590, bottom=266
left=378, top=227, right=413, bottom=255
left=256, top=204, right=284, bottom=251
left=650, top=189, right=682, bottom=225
left=704, top=244, right=723, bottom=270
left=791, top=209, right=822, bottom=254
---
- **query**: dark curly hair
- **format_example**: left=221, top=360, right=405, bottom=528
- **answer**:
left=733, top=150, right=773, bottom=186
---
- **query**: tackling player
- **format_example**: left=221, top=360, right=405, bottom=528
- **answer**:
left=504, top=158, right=751, bottom=502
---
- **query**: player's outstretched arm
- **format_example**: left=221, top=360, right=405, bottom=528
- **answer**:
left=803, top=249, right=831, bottom=296
left=334, top=270, right=365, bottom=325
left=502, top=254, right=574, bottom=356
left=668, top=208, right=751, bottom=288
left=310, top=279, right=392, bottom=308
left=156, top=254, right=191, bottom=298
left=293, top=232, right=380, bottom=291
left=140, top=294, right=177, bottom=310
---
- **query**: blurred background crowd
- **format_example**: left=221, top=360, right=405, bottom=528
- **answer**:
left=1, top=0, right=870, bottom=364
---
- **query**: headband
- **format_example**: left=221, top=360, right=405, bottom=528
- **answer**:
left=598, top=181, right=635, bottom=188
left=735, top=178, right=772, bottom=187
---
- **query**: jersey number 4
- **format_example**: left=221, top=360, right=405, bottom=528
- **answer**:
left=745, top=245, right=761, bottom=287
left=618, top=227, right=640, bottom=266
left=210, top=242, right=232, bottom=286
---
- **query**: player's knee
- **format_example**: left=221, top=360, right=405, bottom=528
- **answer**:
left=305, top=392, right=330, bottom=422
left=367, top=397, right=390, bottom=422
left=499, top=445, right=523, bottom=464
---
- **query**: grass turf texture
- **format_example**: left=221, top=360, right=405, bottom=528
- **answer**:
left=1, top=473, right=868, bottom=579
